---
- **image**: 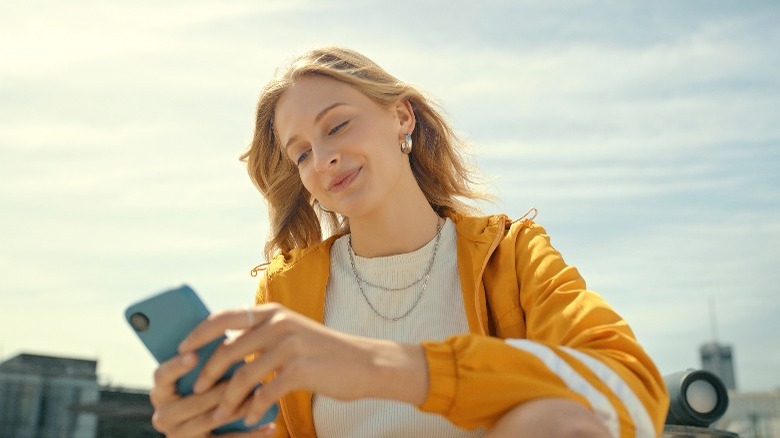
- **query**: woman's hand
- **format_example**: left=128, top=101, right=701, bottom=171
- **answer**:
left=178, top=303, right=429, bottom=426
left=149, top=351, right=277, bottom=437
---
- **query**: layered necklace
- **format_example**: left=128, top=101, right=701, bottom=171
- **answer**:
left=347, top=218, right=444, bottom=322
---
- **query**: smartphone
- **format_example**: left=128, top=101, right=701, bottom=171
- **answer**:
left=124, top=284, right=278, bottom=433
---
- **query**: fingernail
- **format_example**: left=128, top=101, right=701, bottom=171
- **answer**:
left=244, top=410, right=265, bottom=426
left=244, top=413, right=259, bottom=426
left=213, top=407, right=227, bottom=421
left=193, top=380, right=205, bottom=394
left=180, top=353, right=196, bottom=366
left=260, top=421, right=277, bottom=435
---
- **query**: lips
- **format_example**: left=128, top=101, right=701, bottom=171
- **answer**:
left=328, top=167, right=361, bottom=192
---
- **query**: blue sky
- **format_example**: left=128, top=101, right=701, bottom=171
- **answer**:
left=1, top=1, right=778, bottom=392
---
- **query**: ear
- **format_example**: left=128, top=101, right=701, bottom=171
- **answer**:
left=393, top=99, right=416, bottom=138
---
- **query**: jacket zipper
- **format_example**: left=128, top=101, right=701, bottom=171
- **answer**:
left=279, top=398, right=296, bottom=438
left=268, top=214, right=515, bottom=435
left=473, top=214, right=508, bottom=335
left=264, top=271, right=298, bottom=438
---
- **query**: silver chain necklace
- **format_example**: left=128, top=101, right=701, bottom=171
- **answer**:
left=347, top=218, right=444, bottom=321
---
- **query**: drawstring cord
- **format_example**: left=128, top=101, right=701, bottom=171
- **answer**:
left=509, top=207, right=538, bottom=229
left=250, top=262, right=270, bottom=278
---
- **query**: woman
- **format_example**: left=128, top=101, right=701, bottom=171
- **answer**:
left=150, top=47, right=669, bottom=437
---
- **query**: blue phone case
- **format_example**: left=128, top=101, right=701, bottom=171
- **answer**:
left=124, top=284, right=278, bottom=433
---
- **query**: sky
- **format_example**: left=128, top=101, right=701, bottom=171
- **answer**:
left=1, top=1, right=778, bottom=393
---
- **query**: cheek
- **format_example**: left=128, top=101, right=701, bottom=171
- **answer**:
left=298, top=168, right=319, bottom=195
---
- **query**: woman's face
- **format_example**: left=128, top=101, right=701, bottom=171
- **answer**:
left=274, top=75, right=415, bottom=220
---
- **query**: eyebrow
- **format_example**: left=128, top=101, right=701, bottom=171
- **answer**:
left=284, top=102, right=347, bottom=150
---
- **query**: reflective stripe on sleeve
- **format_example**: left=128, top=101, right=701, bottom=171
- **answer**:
left=505, top=339, right=620, bottom=438
left=562, top=347, right=656, bottom=438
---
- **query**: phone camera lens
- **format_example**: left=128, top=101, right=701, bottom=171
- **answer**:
left=129, top=312, right=150, bottom=332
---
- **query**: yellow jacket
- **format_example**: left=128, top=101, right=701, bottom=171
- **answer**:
left=256, top=212, right=669, bottom=437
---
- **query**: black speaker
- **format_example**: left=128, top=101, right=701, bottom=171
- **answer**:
left=664, top=369, right=729, bottom=427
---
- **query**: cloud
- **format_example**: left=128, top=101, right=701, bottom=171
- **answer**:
left=0, top=1, right=311, bottom=73
left=1, top=0, right=778, bottom=392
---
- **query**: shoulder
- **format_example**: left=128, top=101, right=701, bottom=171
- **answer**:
left=504, top=213, right=562, bottom=262
left=255, top=234, right=342, bottom=305
left=446, top=211, right=509, bottom=243
left=263, top=234, right=343, bottom=278
left=447, top=208, right=549, bottom=246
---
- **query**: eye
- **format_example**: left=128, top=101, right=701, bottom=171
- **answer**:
left=296, top=150, right=311, bottom=166
left=328, top=120, right=349, bottom=135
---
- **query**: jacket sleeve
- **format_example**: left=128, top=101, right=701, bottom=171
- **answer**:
left=418, top=223, right=669, bottom=438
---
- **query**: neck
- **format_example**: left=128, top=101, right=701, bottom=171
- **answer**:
left=348, top=192, right=441, bottom=258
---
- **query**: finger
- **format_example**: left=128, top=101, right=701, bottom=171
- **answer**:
left=179, top=304, right=282, bottom=354
left=243, top=367, right=300, bottom=426
left=150, top=353, right=198, bottom=407
left=210, top=330, right=301, bottom=421
left=152, top=381, right=228, bottom=434
left=180, top=392, right=272, bottom=438
left=191, top=305, right=293, bottom=395
left=214, top=422, right=278, bottom=438
left=193, top=312, right=291, bottom=395
left=174, top=406, right=233, bottom=438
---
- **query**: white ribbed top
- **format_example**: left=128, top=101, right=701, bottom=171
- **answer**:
left=312, top=218, right=486, bottom=437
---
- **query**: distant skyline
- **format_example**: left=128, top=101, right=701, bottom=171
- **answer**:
left=1, top=1, right=778, bottom=392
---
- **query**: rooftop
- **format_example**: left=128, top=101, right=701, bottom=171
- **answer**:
left=0, top=353, right=97, bottom=378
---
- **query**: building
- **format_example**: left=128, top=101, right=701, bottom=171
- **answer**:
left=0, top=353, right=99, bottom=438
left=73, top=387, right=162, bottom=438
left=701, top=342, right=737, bottom=391
left=716, top=390, right=780, bottom=438
left=696, top=340, right=780, bottom=437
left=0, top=353, right=161, bottom=438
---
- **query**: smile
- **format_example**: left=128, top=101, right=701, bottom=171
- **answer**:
left=328, top=167, right=361, bottom=192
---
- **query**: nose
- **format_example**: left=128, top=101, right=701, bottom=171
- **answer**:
left=312, top=144, right=339, bottom=172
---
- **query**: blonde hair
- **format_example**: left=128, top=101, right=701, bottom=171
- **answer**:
left=240, top=46, right=487, bottom=260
